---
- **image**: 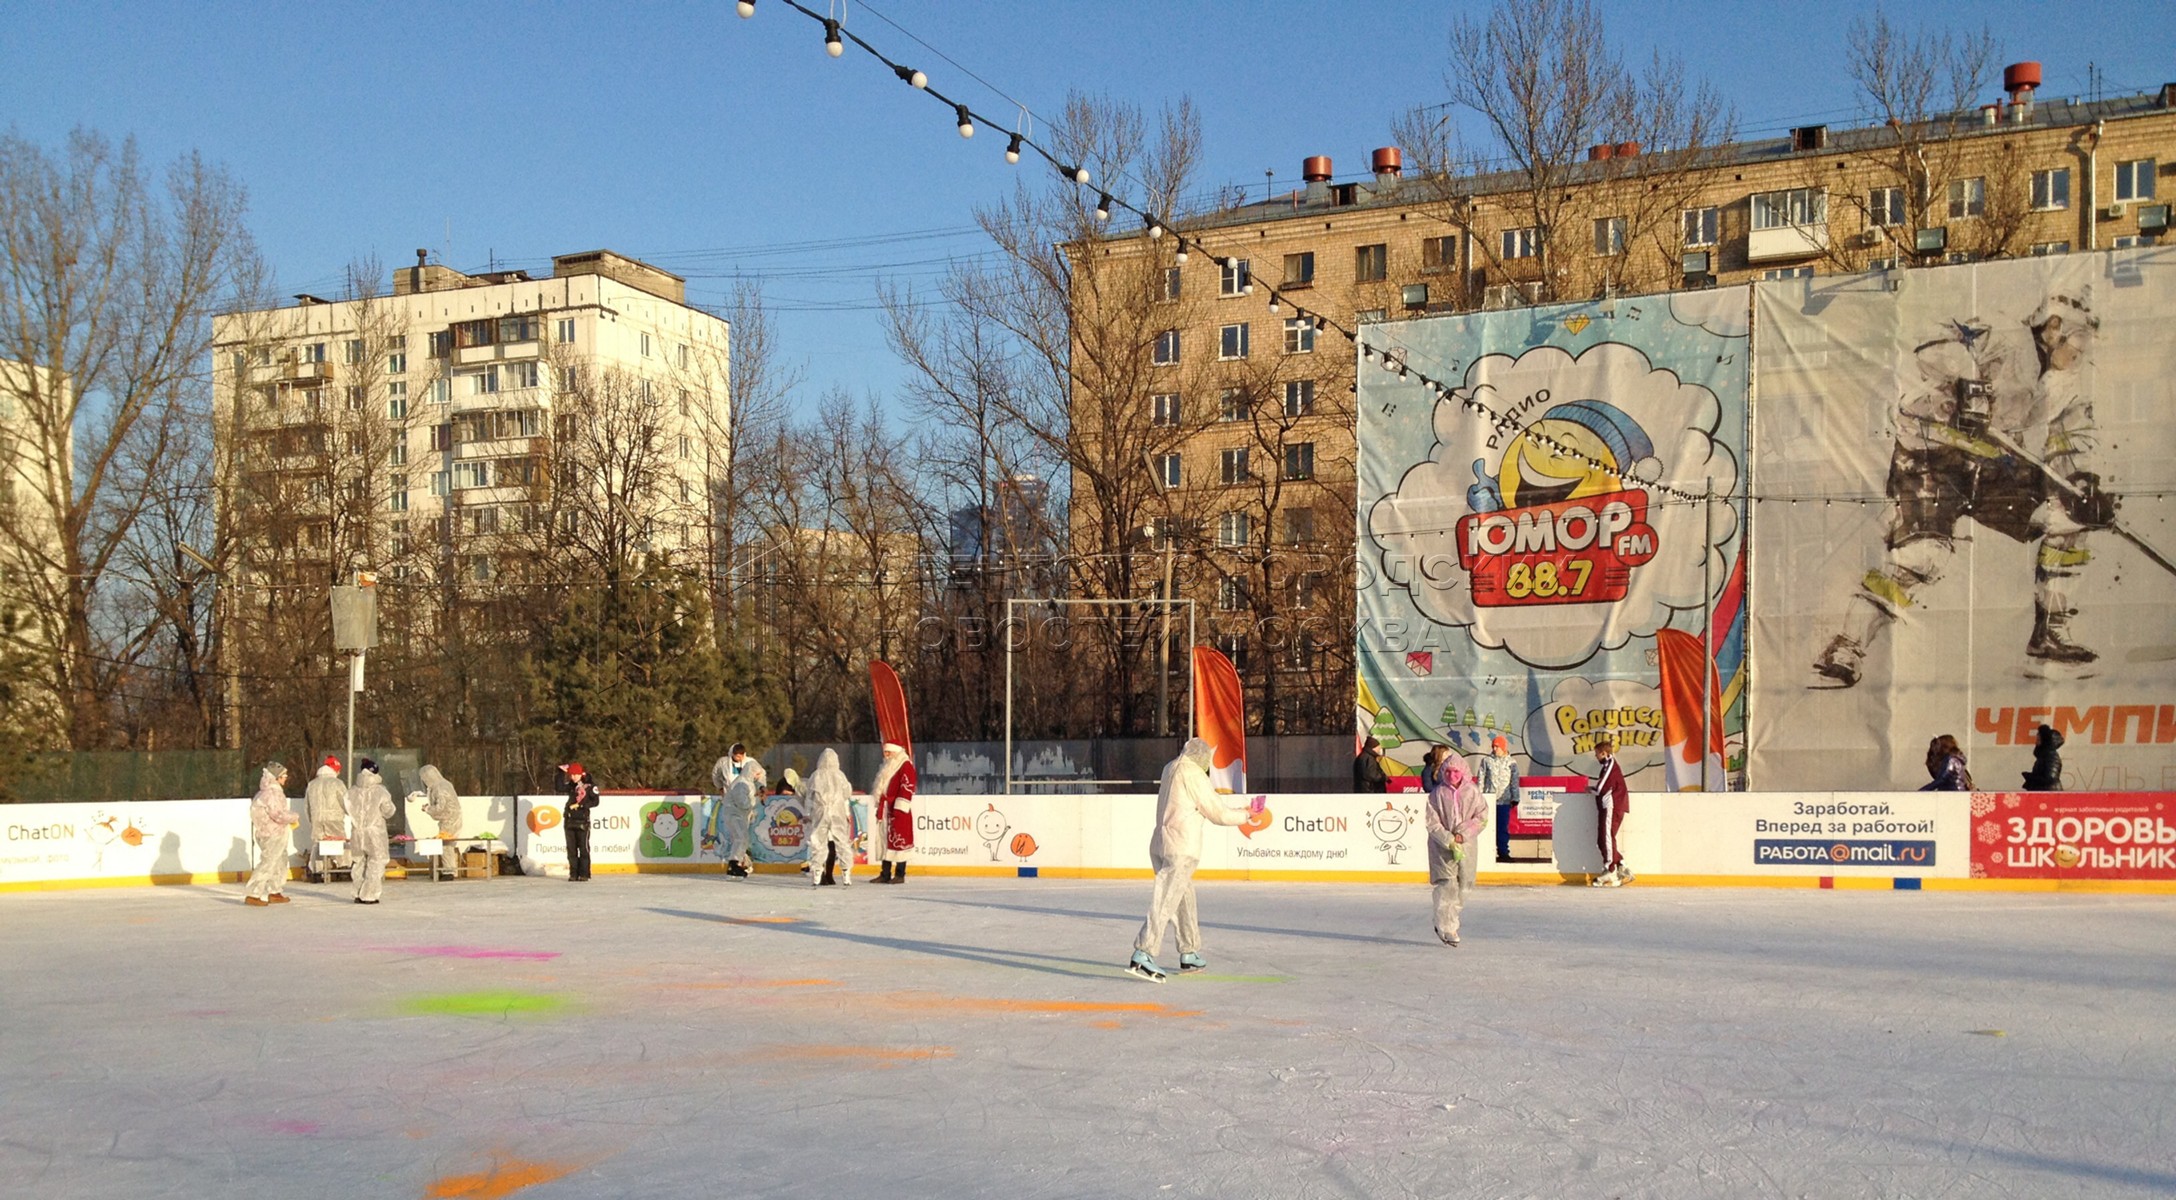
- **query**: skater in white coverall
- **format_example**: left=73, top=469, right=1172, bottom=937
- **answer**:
left=348, top=759, right=395, bottom=904
left=304, top=756, right=349, bottom=878
left=244, top=763, right=298, bottom=906
left=709, top=751, right=765, bottom=877
left=1425, top=751, right=1488, bottom=946
left=1129, top=738, right=1261, bottom=981
left=417, top=764, right=464, bottom=876
left=803, top=749, right=855, bottom=887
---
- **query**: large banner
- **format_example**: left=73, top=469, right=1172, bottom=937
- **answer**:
left=0, top=799, right=256, bottom=887
left=1750, top=249, right=2176, bottom=791
left=1357, top=290, right=1750, bottom=790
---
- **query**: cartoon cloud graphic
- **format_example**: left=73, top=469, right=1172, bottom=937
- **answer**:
left=1367, top=341, right=1740, bottom=669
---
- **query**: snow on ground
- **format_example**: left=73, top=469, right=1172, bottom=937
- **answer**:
left=2, top=873, right=2171, bottom=1199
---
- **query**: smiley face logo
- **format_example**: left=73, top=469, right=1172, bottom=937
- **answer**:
left=527, top=806, right=563, bottom=834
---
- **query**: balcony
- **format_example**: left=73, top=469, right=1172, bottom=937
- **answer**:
left=1747, top=224, right=1829, bottom=263
left=283, top=359, right=335, bottom=383
left=454, top=339, right=543, bottom=367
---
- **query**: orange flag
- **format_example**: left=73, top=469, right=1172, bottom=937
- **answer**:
left=869, top=660, right=912, bottom=757
left=1655, top=628, right=1724, bottom=791
left=1191, top=646, right=1246, bottom=793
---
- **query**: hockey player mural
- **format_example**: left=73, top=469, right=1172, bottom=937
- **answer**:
left=1751, top=249, right=2176, bottom=792
left=1814, top=290, right=2109, bottom=686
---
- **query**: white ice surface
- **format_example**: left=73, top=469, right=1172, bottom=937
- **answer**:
left=2, top=875, right=2172, bottom=1198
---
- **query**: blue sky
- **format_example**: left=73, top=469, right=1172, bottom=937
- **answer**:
left=4, top=1, right=2169, bottom=411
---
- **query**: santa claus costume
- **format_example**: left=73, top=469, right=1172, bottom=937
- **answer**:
left=870, top=742, right=917, bottom=884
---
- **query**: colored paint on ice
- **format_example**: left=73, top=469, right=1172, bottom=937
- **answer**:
left=376, top=945, right=562, bottom=961
left=424, top=1158, right=583, bottom=1198
left=400, top=991, right=566, bottom=1018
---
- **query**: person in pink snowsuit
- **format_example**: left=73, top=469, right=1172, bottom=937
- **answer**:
left=1424, top=748, right=1488, bottom=946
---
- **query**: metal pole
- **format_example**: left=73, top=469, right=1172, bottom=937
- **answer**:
left=345, top=651, right=359, bottom=786
left=1003, top=597, right=1015, bottom=795
left=1186, top=600, right=1198, bottom=739
left=1158, top=529, right=1175, bottom=737
left=1702, top=490, right=1715, bottom=792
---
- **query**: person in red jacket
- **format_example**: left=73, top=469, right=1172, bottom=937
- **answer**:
left=871, top=743, right=917, bottom=884
left=1589, top=738, right=1633, bottom=886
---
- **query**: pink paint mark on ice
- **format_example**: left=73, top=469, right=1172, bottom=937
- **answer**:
left=377, top=945, right=562, bottom=962
left=257, top=1119, right=322, bottom=1135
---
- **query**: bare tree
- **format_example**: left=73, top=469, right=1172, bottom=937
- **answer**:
left=0, top=129, right=261, bottom=750
left=1391, top=0, right=1735, bottom=306
left=715, top=279, right=799, bottom=630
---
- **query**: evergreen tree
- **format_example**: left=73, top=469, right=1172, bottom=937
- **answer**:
left=522, top=569, right=786, bottom=790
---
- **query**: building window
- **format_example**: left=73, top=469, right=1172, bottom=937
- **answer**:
left=1284, top=317, right=1316, bottom=354
left=1867, top=186, right=1906, bottom=227
left=678, top=343, right=689, bottom=368
left=300, top=342, right=326, bottom=364
left=509, top=361, right=539, bottom=389
left=1282, top=506, right=1317, bottom=545
left=387, top=382, right=408, bottom=419
left=1761, top=266, right=1815, bottom=280
left=1220, top=257, right=1251, bottom=297
left=1593, top=216, right=1627, bottom=256
left=497, top=316, right=534, bottom=343
left=1283, top=251, right=1315, bottom=285
left=389, top=431, right=407, bottom=467
left=1683, top=206, right=1720, bottom=247
left=430, top=423, right=453, bottom=452
left=454, top=320, right=493, bottom=349
left=1161, top=267, right=1182, bottom=302
left=2031, top=168, right=2070, bottom=211
left=389, top=478, right=408, bottom=513
left=1218, top=631, right=1249, bottom=672
left=1356, top=308, right=1387, bottom=324
left=386, top=343, right=407, bottom=375
left=2114, top=158, right=2157, bottom=202
left=430, top=470, right=450, bottom=496
left=469, top=366, right=499, bottom=395
left=1218, top=323, right=1249, bottom=360
left=1500, top=226, right=1541, bottom=259
left=1151, top=392, right=1181, bottom=427
left=1219, top=387, right=1249, bottom=422
left=1948, top=176, right=1986, bottom=219
left=2030, top=240, right=2071, bottom=256
left=468, top=555, right=494, bottom=583
left=1354, top=243, right=1387, bottom=283
left=1216, top=577, right=1247, bottom=613
left=556, top=317, right=576, bottom=344
left=345, top=385, right=364, bottom=411
left=679, top=435, right=693, bottom=460
left=1283, top=380, right=1315, bottom=418
left=1216, top=512, right=1251, bottom=548
left=430, top=378, right=450, bottom=406
left=1281, top=629, right=1317, bottom=672
left=1400, top=283, right=1429, bottom=309
left=640, top=332, right=653, bottom=357
left=2112, top=235, right=2158, bottom=249
left=1752, top=187, right=1826, bottom=229
left=1156, top=453, right=1181, bottom=489
left=343, top=339, right=364, bottom=365
left=1219, top=447, right=1249, bottom=485
left=1153, top=329, right=1181, bottom=365
left=560, top=366, right=579, bottom=390
left=1421, top=235, right=1456, bottom=272
left=428, top=330, right=454, bottom=357
left=1283, top=442, right=1315, bottom=481
left=453, top=461, right=491, bottom=489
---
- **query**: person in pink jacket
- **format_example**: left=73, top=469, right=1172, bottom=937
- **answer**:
left=1424, top=747, right=1488, bottom=946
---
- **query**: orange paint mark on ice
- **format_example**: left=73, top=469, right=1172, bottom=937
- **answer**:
left=423, top=1157, right=583, bottom=1199
left=1090, top=1019, right=1123, bottom=1030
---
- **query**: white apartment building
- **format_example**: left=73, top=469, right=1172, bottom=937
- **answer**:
left=211, top=250, right=730, bottom=594
left=0, top=359, right=71, bottom=738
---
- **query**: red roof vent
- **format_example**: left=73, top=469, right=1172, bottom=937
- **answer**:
left=1615, top=140, right=1641, bottom=158
left=1302, top=156, right=1333, bottom=183
left=2003, top=61, right=2043, bottom=97
left=1371, top=147, right=1403, bottom=176
left=1589, top=143, right=1617, bottom=161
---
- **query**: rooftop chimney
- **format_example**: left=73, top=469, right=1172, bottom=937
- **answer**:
left=1371, top=147, right=1402, bottom=177
left=1302, top=155, right=1333, bottom=182
left=2004, top=61, right=2041, bottom=122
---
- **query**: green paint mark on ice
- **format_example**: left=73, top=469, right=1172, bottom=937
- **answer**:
left=401, top=990, right=567, bottom=1018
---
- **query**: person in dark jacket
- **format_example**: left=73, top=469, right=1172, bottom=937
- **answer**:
left=2023, top=724, right=2064, bottom=791
left=1589, top=738, right=1632, bottom=886
left=560, top=763, right=601, bottom=881
left=1355, top=737, right=1389, bottom=793
left=1919, top=735, right=1971, bottom=791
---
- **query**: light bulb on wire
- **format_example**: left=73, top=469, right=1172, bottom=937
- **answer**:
left=955, top=105, right=974, bottom=138
left=1005, top=133, right=1022, bottom=164
left=1147, top=221, right=1164, bottom=240
left=1095, top=193, right=1112, bottom=222
left=823, top=19, right=843, bottom=56
left=896, top=64, right=927, bottom=89
left=736, top=0, right=754, bottom=16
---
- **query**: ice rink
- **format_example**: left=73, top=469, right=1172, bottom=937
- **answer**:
left=4, top=873, right=2172, bottom=1199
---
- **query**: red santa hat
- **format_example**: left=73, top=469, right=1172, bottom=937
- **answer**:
left=323, top=755, right=341, bottom=770
left=881, top=742, right=906, bottom=756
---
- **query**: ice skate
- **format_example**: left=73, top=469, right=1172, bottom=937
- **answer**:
left=1812, top=634, right=1864, bottom=688
left=1177, top=953, right=1207, bottom=973
left=1615, top=867, right=1635, bottom=885
left=1126, top=951, right=1167, bottom=983
left=1590, top=867, right=1619, bottom=887
left=2027, top=608, right=2098, bottom=677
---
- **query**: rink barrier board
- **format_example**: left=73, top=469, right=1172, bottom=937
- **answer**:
left=8, top=790, right=2176, bottom=893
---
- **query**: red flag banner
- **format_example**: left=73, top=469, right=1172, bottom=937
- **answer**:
left=869, top=660, right=912, bottom=757
left=1655, top=628, right=1725, bottom=791
left=1191, top=646, right=1247, bottom=794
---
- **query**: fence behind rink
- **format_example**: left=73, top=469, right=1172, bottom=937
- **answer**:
left=7, top=788, right=2172, bottom=893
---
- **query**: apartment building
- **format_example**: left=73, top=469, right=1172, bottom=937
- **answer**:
left=0, top=359, right=71, bottom=740
left=1073, top=71, right=2176, bottom=730
left=211, top=250, right=730, bottom=599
